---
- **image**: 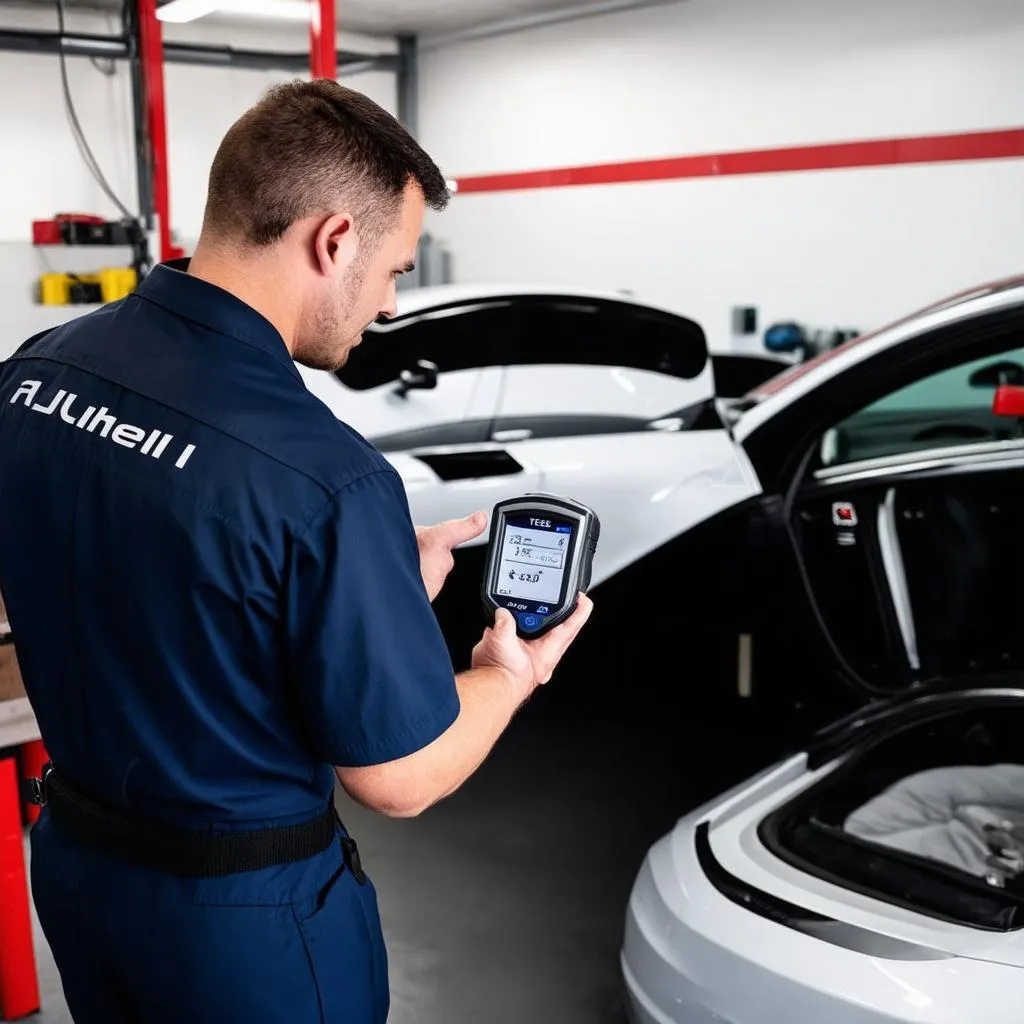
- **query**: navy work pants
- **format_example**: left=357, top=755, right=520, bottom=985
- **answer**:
left=29, top=808, right=390, bottom=1023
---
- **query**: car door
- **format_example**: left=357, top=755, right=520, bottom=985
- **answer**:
left=295, top=300, right=502, bottom=445
left=792, top=346, right=1024, bottom=686
left=377, top=294, right=723, bottom=542
left=359, top=301, right=546, bottom=529
left=735, top=296, right=1024, bottom=729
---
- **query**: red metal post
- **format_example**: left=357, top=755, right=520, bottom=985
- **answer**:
left=137, top=0, right=184, bottom=263
left=309, top=0, right=336, bottom=79
left=18, top=743, right=47, bottom=828
left=0, top=756, right=39, bottom=1021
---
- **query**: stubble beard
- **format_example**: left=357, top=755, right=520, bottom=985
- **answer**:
left=296, top=264, right=367, bottom=373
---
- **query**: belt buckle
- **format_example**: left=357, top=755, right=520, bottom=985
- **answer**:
left=340, top=836, right=366, bottom=885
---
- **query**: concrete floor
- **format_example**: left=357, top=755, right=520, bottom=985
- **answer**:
left=25, top=698, right=775, bottom=1024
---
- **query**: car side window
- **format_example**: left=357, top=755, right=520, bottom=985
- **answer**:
left=334, top=302, right=509, bottom=391
left=509, top=299, right=707, bottom=379
left=822, top=345, right=1024, bottom=468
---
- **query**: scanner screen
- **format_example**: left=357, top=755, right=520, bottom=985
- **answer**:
left=494, top=514, right=573, bottom=607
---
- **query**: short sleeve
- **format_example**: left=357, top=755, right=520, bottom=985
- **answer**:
left=284, top=468, right=461, bottom=767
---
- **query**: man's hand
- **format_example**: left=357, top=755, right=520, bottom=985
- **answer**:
left=471, top=594, right=594, bottom=705
left=415, top=511, right=488, bottom=602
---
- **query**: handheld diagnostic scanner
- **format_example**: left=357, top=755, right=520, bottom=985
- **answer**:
left=481, top=494, right=600, bottom=638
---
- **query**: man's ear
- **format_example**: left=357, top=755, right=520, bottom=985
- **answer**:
left=313, top=213, right=357, bottom=276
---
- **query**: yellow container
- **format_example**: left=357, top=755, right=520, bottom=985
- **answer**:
left=37, top=268, right=138, bottom=306
left=98, top=267, right=137, bottom=302
left=39, top=272, right=72, bottom=306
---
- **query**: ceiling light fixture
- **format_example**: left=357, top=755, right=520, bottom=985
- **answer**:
left=421, top=0, right=689, bottom=49
left=156, top=0, right=311, bottom=24
left=155, top=0, right=218, bottom=22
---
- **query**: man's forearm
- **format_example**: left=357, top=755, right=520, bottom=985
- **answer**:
left=335, top=666, right=526, bottom=817
left=426, top=666, right=525, bottom=805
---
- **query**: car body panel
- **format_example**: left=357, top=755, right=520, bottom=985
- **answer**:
left=383, top=441, right=545, bottom=533
left=505, top=430, right=760, bottom=586
left=295, top=363, right=498, bottom=441
left=385, top=428, right=760, bottom=588
left=623, top=823, right=1021, bottom=1024
left=623, top=687, right=1024, bottom=1023
left=376, top=281, right=693, bottom=321
left=494, top=363, right=715, bottom=428
left=706, top=764, right=1024, bottom=965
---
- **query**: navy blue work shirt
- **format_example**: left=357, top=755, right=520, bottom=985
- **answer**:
left=0, top=260, right=461, bottom=828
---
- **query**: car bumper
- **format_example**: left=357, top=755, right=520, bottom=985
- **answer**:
left=621, top=823, right=1022, bottom=1024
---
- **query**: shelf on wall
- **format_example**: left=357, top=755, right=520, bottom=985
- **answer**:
left=32, top=243, right=135, bottom=249
left=32, top=303, right=107, bottom=309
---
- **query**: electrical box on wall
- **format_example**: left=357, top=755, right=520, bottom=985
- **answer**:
left=399, top=233, right=453, bottom=291
left=731, top=306, right=758, bottom=335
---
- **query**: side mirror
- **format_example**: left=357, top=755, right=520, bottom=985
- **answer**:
left=393, top=359, right=438, bottom=398
left=992, top=384, right=1024, bottom=418
left=969, top=361, right=1024, bottom=388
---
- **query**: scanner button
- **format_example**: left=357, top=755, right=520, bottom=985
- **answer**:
left=518, top=613, right=542, bottom=631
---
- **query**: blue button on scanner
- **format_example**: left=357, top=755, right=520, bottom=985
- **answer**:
left=518, top=613, right=542, bottom=631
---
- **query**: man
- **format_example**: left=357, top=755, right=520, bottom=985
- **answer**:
left=0, top=80, right=592, bottom=1023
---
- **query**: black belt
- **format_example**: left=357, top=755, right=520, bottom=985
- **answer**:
left=31, top=762, right=363, bottom=881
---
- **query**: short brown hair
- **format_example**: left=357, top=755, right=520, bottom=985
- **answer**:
left=203, top=79, right=450, bottom=247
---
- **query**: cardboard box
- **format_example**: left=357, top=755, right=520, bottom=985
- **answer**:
left=0, top=648, right=25, bottom=703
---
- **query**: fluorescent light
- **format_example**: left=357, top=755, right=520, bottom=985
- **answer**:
left=156, top=0, right=310, bottom=22
left=421, top=0, right=688, bottom=50
left=156, top=0, right=218, bottom=22
left=218, top=0, right=312, bottom=21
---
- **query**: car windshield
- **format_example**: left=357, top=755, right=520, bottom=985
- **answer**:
left=742, top=275, right=1024, bottom=402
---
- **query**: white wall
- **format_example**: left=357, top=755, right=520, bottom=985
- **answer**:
left=419, top=0, right=1024, bottom=351
left=0, top=4, right=397, bottom=353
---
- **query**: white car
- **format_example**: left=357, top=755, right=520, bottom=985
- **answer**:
left=296, top=283, right=762, bottom=612
left=619, top=273, right=1024, bottom=1024
left=623, top=690, right=1024, bottom=1024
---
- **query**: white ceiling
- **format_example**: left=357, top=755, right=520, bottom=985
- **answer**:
left=337, top=0, right=654, bottom=36
left=0, top=0, right=679, bottom=40
left=0, top=0, right=673, bottom=37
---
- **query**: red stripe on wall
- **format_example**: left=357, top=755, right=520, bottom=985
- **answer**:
left=453, top=127, right=1024, bottom=194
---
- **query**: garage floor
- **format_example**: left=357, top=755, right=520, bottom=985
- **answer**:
left=27, top=696, right=776, bottom=1024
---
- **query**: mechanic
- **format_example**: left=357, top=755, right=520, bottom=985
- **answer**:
left=0, top=80, right=592, bottom=1023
